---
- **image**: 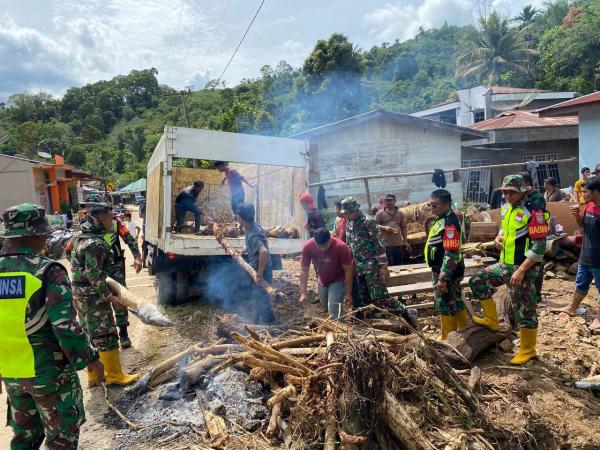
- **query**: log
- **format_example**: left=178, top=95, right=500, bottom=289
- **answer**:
left=267, top=401, right=282, bottom=436
left=366, top=318, right=411, bottom=335
left=149, top=367, right=178, bottom=388
left=387, top=257, right=495, bottom=286
left=203, top=410, right=228, bottom=439
left=272, top=334, right=326, bottom=349
left=148, top=343, right=204, bottom=385
left=106, top=277, right=173, bottom=327
left=467, top=222, right=498, bottom=243
left=324, top=332, right=337, bottom=450
left=267, top=384, right=296, bottom=407
left=231, top=332, right=312, bottom=375
left=468, top=366, right=481, bottom=392
left=383, top=390, right=435, bottom=450
left=437, top=325, right=509, bottom=369
left=180, top=355, right=221, bottom=391
left=212, top=223, right=282, bottom=299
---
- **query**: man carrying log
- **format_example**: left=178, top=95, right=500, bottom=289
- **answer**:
left=469, top=175, right=548, bottom=365
left=0, top=203, right=104, bottom=449
left=236, top=202, right=277, bottom=323
left=425, top=189, right=467, bottom=340
left=341, top=197, right=416, bottom=325
left=71, top=203, right=140, bottom=385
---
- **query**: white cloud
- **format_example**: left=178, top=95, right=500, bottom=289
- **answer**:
left=362, top=0, right=472, bottom=42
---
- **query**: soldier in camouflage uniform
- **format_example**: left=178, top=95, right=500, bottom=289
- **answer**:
left=71, top=204, right=140, bottom=386
left=341, top=197, right=416, bottom=326
left=469, top=175, right=548, bottom=365
left=424, top=189, right=468, bottom=340
left=104, top=215, right=142, bottom=348
left=0, top=203, right=104, bottom=449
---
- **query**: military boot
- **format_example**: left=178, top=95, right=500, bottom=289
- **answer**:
left=456, top=309, right=469, bottom=329
left=511, top=328, right=537, bottom=365
left=440, top=314, right=457, bottom=340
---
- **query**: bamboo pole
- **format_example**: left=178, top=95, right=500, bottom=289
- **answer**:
left=309, top=157, right=577, bottom=187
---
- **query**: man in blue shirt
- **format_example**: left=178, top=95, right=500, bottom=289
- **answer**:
left=173, top=181, right=204, bottom=234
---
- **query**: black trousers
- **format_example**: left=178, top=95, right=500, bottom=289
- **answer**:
left=385, top=246, right=405, bottom=266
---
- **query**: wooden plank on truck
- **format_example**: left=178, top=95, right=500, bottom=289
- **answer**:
left=388, top=280, right=470, bottom=297
left=146, top=162, right=163, bottom=239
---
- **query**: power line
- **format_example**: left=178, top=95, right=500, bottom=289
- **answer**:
left=197, top=0, right=231, bottom=73
left=167, top=0, right=186, bottom=82
left=180, top=0, right=204, bottom=85
left=215, top=0, right=266, bottom=86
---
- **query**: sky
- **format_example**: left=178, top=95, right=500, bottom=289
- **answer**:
left=0, top=0, right=545, bottom=102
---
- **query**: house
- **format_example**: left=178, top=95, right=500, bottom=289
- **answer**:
left=412, top=86, right=578, bottom=127
left=537, top=91, right=600, bottom=171
left=460, top=110, right=579, bottom=204
left=0, top=154, right=99, bottom=213
left=290, top=109, right=486, bottom=210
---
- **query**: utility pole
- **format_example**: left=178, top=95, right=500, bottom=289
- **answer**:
left=180, top=87, right=191, bottom=128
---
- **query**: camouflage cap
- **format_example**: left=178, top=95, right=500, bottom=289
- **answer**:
left=498, top=174, right=527, bottom=193
left=594, top=163, right=600, bottom=174
left=0, top=203, right=51, bottom=238
left=340, top=196, right=360, bottom=214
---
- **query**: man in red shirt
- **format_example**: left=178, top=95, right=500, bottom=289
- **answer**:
left=299, top=228, right=353, bottom=320
left=215, top=161, right=254, bottom=214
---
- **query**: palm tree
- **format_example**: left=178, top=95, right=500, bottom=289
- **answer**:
left=456, top=11, right=538, bottom=85
left=513, top=5, right=540, bottom=27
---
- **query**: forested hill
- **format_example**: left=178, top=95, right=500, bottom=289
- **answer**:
left=0, top=0, right=598, bottom=186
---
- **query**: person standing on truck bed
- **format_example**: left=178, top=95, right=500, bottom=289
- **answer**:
left=300, top=192, right=325, bottom=238
left=214, top=161, right=254, bottom=215
left=236, top=202, right=277, bottom=324
left=173, top=180, right=204, bottom=234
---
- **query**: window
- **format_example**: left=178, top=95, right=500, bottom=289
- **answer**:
left=522, top=153, right=561, bottom=188
left=462, top=159, right=492, bottom=204
left=473, top=109, right=485, bottom=123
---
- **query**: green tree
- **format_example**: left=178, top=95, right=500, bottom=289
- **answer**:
left=79, top=124, right=102, bottom=144
left=513, top=5, right=540, bottom=27
left=119, top=68, right=160, bottom=110
left=456, top=11, right=537, bottom=85
left=15, top=121, right=42, bottom=153
left=538, top=1, right=600, bottom=92
left=536, top=0, right=572, bottom=31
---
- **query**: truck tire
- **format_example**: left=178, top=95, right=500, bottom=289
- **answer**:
left=157, top=272, right=175, bottom=307
left=175, top=272, right=189, bottom=304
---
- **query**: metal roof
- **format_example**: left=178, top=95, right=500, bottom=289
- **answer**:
left=537, top=91, right=600, bottom=116
left=289, top=108, right=487, bottom=140
left=470, top=110, right=578, bottom=131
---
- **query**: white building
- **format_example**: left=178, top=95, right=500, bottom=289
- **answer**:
left=290, top=109, right=486, bottom=210
left=538, top=91, right=600, bottom=171
left=412, top=86, right=578, bottom=127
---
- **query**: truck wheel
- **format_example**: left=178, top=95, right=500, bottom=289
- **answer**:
left=156, top=272, right=175, bottom=306
left=175, top=272, right=189, bottom=304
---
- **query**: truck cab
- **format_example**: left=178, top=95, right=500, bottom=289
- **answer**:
left=145, top=126, right=308, bottom=306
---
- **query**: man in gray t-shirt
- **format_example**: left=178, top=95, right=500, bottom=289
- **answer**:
left=237, top=202, right=275, bottom=322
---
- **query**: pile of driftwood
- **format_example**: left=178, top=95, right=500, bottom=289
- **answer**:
left=127, top=305, right=549, bottom=449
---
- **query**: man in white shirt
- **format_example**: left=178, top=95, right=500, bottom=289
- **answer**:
left=124, top=212, right=140, bottom=241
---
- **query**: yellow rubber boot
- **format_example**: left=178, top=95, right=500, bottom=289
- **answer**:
left=440, top=314, right=458, bottom=340
left=471, top=299, right=499, bottom=331
left=510, top=328, right=537, bottom=365
left=99, top=349, right=140, bottom=386
left=87, top=366, right=103, bottom=388
left=456, top=309, right=469, bottom=329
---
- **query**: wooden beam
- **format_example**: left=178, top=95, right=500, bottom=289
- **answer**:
left=388, top=279, right=471, bottom=297
left=309, top=157, right=577, bottom=187
left=387, top=257, right=495, bottom=286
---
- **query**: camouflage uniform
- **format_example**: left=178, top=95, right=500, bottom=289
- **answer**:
left=341, top=198, right=396, bottom=309
left=70, top=216, right=119, bottom=352
left=0, top=203, right=98, bottom=450
left=425, top=209, right=465, bottom=315
left=527, top=189, right=547, bottom=303
left=469, top=176, right=548, bottom=329
left=104, top=217, right=140, bottom=328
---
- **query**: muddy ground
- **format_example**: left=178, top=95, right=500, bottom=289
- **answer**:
left=1, top=239, right=599, bottom=449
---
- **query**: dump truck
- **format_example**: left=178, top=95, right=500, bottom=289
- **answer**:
left=145, top=126, right=308, bottom=306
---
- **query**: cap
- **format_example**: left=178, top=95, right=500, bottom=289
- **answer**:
left=0, top=203, right=51, bottom=238
left=594, top=164, right=600, bottom=174
left=498, top=174, right=527, bottom=193
left=384, top=193, right=396, bottom=200
left=340, top=197, right=360, bottom=214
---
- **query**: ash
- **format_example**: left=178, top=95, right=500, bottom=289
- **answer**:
left=113, top=368, right=268, bottom=448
